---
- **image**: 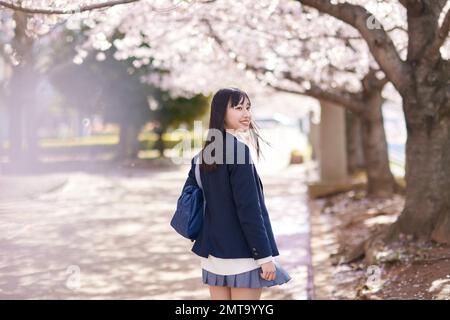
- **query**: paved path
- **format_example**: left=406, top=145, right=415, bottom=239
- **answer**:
left=0, top=162, right=313, bottom=299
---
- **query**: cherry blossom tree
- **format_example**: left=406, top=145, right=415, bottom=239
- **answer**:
left=77, top=0, right=448, bottom=242
left=1, top=0, right=449, bottom=243
left=295, top=0, right=450, bottom=244
left=82, top=0, right=450, bottom=243
left=50, top=0, right=400, bottom=197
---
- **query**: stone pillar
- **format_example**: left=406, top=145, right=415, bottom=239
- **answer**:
left=318, top=100, right=348, bottom=182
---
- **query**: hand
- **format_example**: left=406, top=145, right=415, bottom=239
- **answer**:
left=260, top=261, right=276, bottom=281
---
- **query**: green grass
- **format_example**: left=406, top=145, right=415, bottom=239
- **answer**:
left=40, top=135, right=119, bottom=147
left=1, top=131, right=196, bottom=149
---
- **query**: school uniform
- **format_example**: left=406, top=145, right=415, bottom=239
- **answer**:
left=181, top=131, right=291, bottom=288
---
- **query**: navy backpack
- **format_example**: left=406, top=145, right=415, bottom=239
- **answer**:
left=170, top=154, right=206, bottom=241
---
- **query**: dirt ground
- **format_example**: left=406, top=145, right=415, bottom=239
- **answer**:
left=310, top=189, right=450, bottom=300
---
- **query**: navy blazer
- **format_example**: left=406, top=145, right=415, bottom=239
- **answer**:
left=181, top=132, right=279, bottom=260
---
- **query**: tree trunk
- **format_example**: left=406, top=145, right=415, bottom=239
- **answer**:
left=7, top=65, right=39, bottom=170
left=23, top=75, right=40, bottom=166
left=7, top=94, right=24, bottom=166
left=390, top=118, right=450, bottom=243
left=346, top=111, right=365, bottom=174
left=155, top=130, right=165, bottom=158
left=117, top=122, right=140, bottom=160
left=360, top=89, right=397, bottom=198
left=388, top=60, right=450, bottom=244
left=6, top=11, right=38, bottom=171
left=387, top=2, right=450, bottom=244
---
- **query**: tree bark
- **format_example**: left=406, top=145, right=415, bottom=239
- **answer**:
left=359, top=86, right=397, bottom=198
left=387, top=1, right=450, bottom=244
left=390, top=117, right=450, bottom=243
left=388, top=59, right=450, bottom=243
left=346, top=111, right=365, bottom=174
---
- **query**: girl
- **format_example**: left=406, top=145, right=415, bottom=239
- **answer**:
left=181, top=87, right=291, bottom=300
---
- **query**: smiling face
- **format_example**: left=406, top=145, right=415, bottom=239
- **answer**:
left=224, top=96, right=252, bottom=132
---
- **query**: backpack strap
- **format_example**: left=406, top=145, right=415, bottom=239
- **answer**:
left=194, top=153, right=206, bottom=215
left=194, top=154, right=203, bottom=190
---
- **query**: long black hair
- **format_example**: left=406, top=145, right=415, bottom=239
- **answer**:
left=199, top=87, right=270, bottom=172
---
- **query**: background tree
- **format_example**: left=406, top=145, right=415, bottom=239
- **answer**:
left=2, top=11, right=40, bottom=168
left=49, top=30, right=209, bottom=159
left=147, top=88, right=210, bottom=157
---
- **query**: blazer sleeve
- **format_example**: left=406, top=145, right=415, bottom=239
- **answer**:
left=228, top=143, right=272, bottom=260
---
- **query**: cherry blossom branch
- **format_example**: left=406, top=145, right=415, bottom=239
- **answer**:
left=283, top=71, right=364, bottom=114
left=269, top=82, right=363, bottom=114
left=202, top=18, right=364, bottom=114
left=0, top=0, right=217, bottom=14
left=378, top=76, right=390, bottom=88
left=428, top=7, right=450, bottom=57
left=297, top=0, right=411, bottom=95
left=0, top=0, right=140, bottom=14
left=398, top=0, right=425, bottom=15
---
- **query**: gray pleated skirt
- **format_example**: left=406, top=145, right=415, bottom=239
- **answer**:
left=202, top=264, right=291, bottom=288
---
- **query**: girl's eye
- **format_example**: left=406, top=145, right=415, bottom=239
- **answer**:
left=236, top=106, right=242, bottom=110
